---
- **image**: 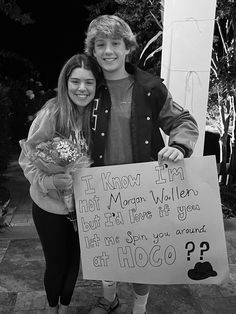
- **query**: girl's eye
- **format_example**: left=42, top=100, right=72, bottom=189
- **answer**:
left=86, top=81, right=95, bottom=85
left=70, top=80, right=79, bottom=84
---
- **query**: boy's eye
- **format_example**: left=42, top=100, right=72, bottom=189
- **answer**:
left=96, top=42, right=104, bottom=47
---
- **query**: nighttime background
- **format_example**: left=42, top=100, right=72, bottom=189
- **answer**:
left=0, top=0, right=235, bottom=197
left=0, top=1, right=91, bottom=88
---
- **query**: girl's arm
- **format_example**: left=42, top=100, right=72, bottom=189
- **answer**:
left=18, top=109, right=56, bottom=194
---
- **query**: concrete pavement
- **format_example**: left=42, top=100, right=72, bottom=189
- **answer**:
left=1, top=155, right=236, bottom=313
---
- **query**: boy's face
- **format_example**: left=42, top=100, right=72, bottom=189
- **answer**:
left=93, top=36, right=130, bottom=80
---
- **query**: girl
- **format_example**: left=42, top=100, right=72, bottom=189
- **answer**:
left=19, top=54, right=101, bottom=314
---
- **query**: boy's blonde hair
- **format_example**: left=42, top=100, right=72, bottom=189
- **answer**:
left=85, top=15, right=137, bottom=56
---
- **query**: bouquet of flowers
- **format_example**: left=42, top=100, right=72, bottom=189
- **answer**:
left=20, top=132, right=92, bottom=231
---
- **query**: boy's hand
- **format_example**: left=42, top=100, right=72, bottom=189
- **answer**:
left=158, top=146, right=184, bottom=163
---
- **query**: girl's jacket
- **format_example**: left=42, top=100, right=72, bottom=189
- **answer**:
left=91, top=63, right=199, bottom=166
left=19, top=109, right=68, bottom=215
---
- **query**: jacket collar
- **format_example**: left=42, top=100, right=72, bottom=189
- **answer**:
left=97, top=63, right=138, bottom=89
left=96, top=62, right=159, bottom=91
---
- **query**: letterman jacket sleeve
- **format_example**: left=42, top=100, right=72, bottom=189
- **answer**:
left=18, top=109, right=56, bottom=194
left=158, top=90, right=199, bottom=157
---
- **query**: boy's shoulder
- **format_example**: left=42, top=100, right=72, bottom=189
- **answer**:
left=127, top=64, right=168, bottom=103
left=126, top=63, right=165, bottom=88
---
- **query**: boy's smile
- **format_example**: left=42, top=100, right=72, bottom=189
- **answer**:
left=93, top=37, right=130, bottom=80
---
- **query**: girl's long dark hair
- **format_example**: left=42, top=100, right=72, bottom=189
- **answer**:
left=38, top=54, right=101, bottom=151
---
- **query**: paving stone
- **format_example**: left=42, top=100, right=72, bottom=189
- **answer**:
left=227, top=295, right=236, bottom=308
left=0, top=291, right=17, bottom=314
left=226, top=240, right=236, bottom=264
left=0, top=239, right=10, bottom=263
left=165, top=298, right=203, bottom=314
left=0, top=226, right=38, bottom=240
left=11, top=213, right=35, bottom=227
left=149, top=285, right=203, bottom=314
left=11, top=214, right=28, bottom=224
left=218, top=266, right=236, bottom=297
left=198, top=296, right=235, bottom=314
left=227, top=235, right=236, bottom=250
left=13, top=310, right=46, bottom=314
left=3, top=206, right=17, bottom=225
left=67, top=308, right=79, bottom=314
left=0, top=307, right=16, bottom=314
left=0, top=239, right=44, bottom=292
left=0, top=291, right=17, bottom=306
left=189, top=284, right=223, bottom=298
left=14, top=291, right=47, bottom=311
left=70, top=286, right=102, bottom=307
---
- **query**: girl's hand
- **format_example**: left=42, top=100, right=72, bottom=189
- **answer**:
left=53, top=173, right=73, bottom=190
left=158, top=146, right=184, bottom=163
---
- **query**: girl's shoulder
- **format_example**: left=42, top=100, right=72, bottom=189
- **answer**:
left=34, top=98, right=56, bottom=126
left=27, top=102, right=56, bottom=144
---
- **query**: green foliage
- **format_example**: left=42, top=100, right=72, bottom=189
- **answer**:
left=216, top=0, right=235, bottom=18
left=0, top=80, right=11, bottom=176
left=209, top=0, right=235, bottom=121
left=85, top=0, right=118, bottom=21
left=0, top=50, right=38, bottom=81
left=0, top=0, right=34, bottom=24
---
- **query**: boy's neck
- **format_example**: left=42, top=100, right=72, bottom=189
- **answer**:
left=103, top=68, right=129, bottom=81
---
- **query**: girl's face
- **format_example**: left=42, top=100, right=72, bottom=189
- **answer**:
left=68, top=67, right=96, bottom=108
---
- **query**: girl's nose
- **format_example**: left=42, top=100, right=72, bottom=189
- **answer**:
left=78, top=82, right=86, bottom=91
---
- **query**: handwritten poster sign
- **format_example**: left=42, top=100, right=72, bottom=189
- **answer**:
left=73, top=156, right=229, bottom=284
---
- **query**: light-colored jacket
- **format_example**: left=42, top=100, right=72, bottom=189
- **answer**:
left=19, top=108, right=68, bottom=215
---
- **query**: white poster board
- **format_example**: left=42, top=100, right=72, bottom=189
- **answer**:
left=73, top=156, right=229, bottom=285
left=161, top=0, right=217, bottom=156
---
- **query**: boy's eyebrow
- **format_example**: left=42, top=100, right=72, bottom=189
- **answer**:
left=95, top=37, right=122, bottom=42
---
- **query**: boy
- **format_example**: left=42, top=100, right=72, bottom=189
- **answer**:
left=85, top=15, right=199, bottom=314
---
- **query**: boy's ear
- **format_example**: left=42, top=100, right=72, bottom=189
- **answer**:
left=125, top=47, right=131, bottom=55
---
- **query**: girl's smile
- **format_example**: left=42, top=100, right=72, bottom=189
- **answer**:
left=68, top=67, right=96, bottom=107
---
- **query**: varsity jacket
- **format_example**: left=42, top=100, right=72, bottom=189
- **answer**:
left=91, top=63, right=199, bottom=166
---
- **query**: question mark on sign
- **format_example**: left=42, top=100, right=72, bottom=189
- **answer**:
left=185, top=241, right=195, bottom=261
left=200, top=242, right=210, bottom=260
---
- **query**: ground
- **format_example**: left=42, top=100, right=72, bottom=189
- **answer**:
left=220, top=185, right=236, bottom=219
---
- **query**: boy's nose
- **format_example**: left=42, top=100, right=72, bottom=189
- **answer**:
left=104, top=43, right=113, bottom=54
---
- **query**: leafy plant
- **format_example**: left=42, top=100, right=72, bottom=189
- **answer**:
left=0, top=0, right=34, bottom=24
left=209, top=0, right=236, bottom=185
